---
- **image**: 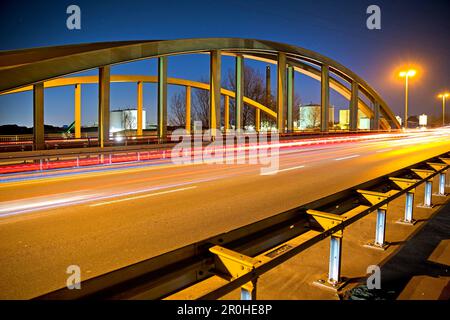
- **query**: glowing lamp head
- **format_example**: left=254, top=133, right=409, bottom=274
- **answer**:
left=399, top=69, right=416, bottom=77
left=438, top=93, right=449, bottom=98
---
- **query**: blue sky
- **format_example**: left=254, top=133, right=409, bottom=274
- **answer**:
left=0, top=0, right=449, bottom=126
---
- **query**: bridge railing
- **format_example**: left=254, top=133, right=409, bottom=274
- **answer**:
left=0, top=131, right=407, bottom=175
left=33, top=151, right=450, bottom=300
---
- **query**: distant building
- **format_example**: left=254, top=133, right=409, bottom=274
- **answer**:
left=299, top=104, right=334, bottom=130
left=419, top=114, right=427, bottom=127
left=110, top=109, right=146, bottom=133
left=339, top=109, right=370, bottom=130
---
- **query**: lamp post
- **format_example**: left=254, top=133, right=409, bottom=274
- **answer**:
left=438, top=93, right=449, bottom=127
left=399, top=69, right=416, bottom=129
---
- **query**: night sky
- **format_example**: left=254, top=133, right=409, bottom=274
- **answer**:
left=0, top=0, right=449, bottom=127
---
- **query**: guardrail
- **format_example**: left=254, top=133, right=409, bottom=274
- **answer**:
left=34, top=151, right=450, bottom=300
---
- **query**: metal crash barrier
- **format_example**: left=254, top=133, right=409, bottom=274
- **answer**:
left=35, top=152, right=450, bottom=300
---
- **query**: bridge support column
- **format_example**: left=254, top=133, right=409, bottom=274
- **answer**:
left=33, top=83, right=45, bottom=150
left=287, top=66, right=294, bottom=133
left=158, top=57, right=168, bottom=142
left=224, top=95, right=230, bottom=132
left=265, top=65, right=271, bottom=130
left=74, top=84, right=81, bottom=139
left=371, top=101, right=380, bottom=131
left=277, top=53, right=286, bottom=133
left=320, top=64, right=329, bottom=132
left=240, top=279, right=257, bottom=300
left=255, top=109, right=260, bottom=132
left=349, top=81, right=358, bottom=131
left=137, top=81, right=143, bottom=136
left=210, top=50, right=221, bottom=138
left=235, top=55, right=244, bottom=132
left=98, top=66, right=110, bottom=148
left=185, top=86, right=191, bottom=134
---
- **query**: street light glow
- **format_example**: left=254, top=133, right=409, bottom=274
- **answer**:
left=399, top=69, right=416, bottom=78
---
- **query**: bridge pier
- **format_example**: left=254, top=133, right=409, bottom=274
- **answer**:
left=320, top=64, right=329, bottom=132
left=277, top=53, right=286, bottom=133
left=98, top=66, right=110, bottom=148
left=158, top=57, right=168, bottom=142
left=33, top=82, right=45, bottom=150
left=74, top=84, right=81, bottom=139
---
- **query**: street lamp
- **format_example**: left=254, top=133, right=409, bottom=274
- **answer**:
left=438, top=92, right=449, bottom=127
left=399, top=69, right=416, bottom=129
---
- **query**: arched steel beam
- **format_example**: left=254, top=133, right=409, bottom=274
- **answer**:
left=1, top=75, right=277, bottom=119
left=0, top=38, right=399, bottom=128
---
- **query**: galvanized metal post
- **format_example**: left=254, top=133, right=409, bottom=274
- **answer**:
left=158, top=57, right=168, bottom=142
left=349, top=81, right=358, bottom=131
left=287, top=66, right=294, bottom=133
left=404, top=192, right=414, bottom=223
left=374, top=208, right=387, bottom=247
left=438, top=173, right=446, bottom=196
left=33, top=83, right=45, bottom=150
left=240, top=279, right=257, bottom=300
left=328, top=236, right=342, bottom=284
left=320, top=64, right=329, bottom=132
left=277, top=53, right=286, bottom=133
left=98, top=66, right=111, bottom=148
left=235, top=55, right=244, bottom=131
left=423, top=180, right=433, bottom=207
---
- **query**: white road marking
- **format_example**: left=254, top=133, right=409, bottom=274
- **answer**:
left=261, top=165, right=305, bottom=176
left=334, top=155, right=360, bottom=161
left=376, top=148, right=393, bottom=153
left=90, top=186, right=197, bottom=207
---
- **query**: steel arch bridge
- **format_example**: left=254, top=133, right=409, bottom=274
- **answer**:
left=0, top=38, right=401, bottom=150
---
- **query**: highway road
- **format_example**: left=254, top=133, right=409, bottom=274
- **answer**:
left=1, top=129, right=450, bottom=299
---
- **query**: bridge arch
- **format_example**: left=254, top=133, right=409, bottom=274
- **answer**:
left=0, top=38, right=400, bottom=149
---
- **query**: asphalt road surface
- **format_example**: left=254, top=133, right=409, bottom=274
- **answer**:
left=1, top=129, right=450, bottom=299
